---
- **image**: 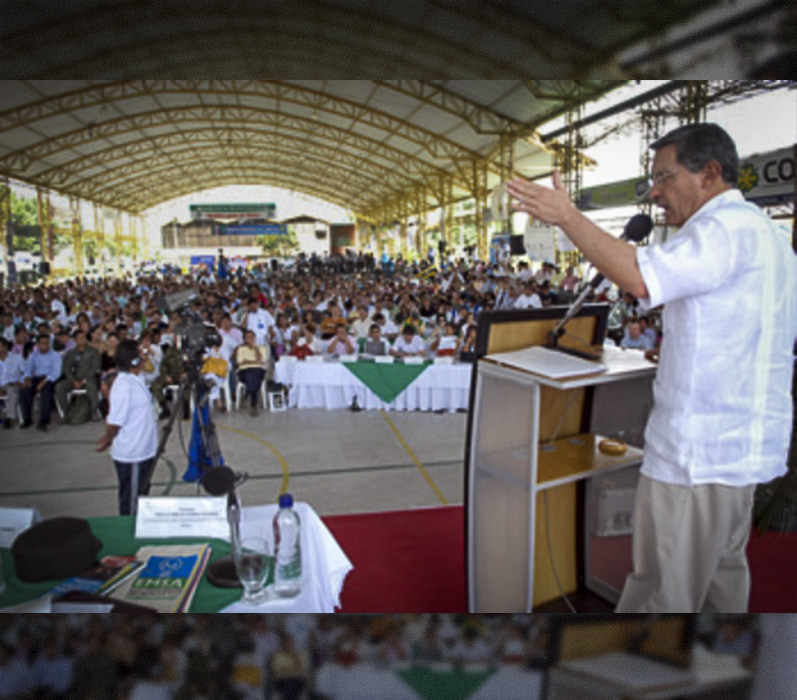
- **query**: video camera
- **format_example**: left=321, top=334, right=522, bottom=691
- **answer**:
left=153, top=288, right=221, bottom=362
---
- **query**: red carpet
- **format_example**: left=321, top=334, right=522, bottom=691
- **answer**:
left=323, top=506, right=467, bottom=613
left=323, top=506, right=797, bottom=613
left=747, top=529, right=797, bottom=613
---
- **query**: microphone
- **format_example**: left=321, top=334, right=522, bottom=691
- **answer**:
left=201, top=465, right=250, bottom=588
left=548, top=214, right=653, bottom=357
left=202, top=466, right=248, bottom=496
left=622, top=213, right=654, bottom=244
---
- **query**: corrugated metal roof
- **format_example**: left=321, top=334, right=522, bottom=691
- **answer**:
left=0, top=1, right=727, bottom=215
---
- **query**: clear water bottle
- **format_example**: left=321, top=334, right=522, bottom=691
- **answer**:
left=273, top=493, right=302, bottom=597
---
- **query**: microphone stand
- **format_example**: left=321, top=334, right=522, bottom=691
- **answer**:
left=545, top=213, right=652, bottom=362
left=547, top=274, right=605, bottom=361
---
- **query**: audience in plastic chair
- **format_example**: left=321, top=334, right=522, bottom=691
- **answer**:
left=234, top=329, right=270, bottom=416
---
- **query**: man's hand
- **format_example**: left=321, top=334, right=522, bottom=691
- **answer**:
left=36, top=379, right=47, bottom=392
left=95, top=434, right=112, bottom=452
left=507, top=172, right=577, bottom=228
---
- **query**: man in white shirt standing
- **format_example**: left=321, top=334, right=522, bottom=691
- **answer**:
left=509, top=122, right=797, bottom=613
left=245, top=296, right=275, bottom=347
left=96, top=339, right=158, bottom=515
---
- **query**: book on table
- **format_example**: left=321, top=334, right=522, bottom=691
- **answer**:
left=49, top=555, right=144, bottom=598
left=112, top=543, right=212, bottom=613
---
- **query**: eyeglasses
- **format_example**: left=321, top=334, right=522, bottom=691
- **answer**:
left=636, top=170, right=681, bottom=199
left=650, top=170, right=680, bottom=188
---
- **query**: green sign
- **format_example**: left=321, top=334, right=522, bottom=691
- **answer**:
left=578, top=178, right=642, bottom=210
left=189, top=203, right=276, bottom=219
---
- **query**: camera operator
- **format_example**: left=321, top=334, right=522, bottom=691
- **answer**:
left=96, top=338, right=158, bottom=516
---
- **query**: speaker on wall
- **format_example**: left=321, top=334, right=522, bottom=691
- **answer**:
left=39, top=261, right=51, bottom=275
left=509, top=235, right=525, bottom=255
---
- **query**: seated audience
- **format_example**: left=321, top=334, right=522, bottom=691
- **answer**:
left=390, top=324, right=427, bottom=358
left=234, top=329, right=270, bottom=416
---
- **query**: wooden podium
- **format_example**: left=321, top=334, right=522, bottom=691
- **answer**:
left=464, top=307, right=657, bottom=612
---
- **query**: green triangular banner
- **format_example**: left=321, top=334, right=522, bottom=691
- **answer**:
left=395, top=668, right=495, bottom=700
left=342, top=361, right=431, bottom=404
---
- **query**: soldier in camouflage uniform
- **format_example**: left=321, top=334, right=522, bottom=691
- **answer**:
left=150, top=341, right=186, bottom=419
left=55, top=330, right=101, bottom=421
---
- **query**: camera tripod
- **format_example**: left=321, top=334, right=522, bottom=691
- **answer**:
left=153, top=356, right=225, bottom=484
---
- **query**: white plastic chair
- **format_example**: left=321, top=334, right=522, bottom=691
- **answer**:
left=235, top=376, right=268, bottom=410
left=65, top=388, right=102, bottom=420
left=191, top=370, right=233, bottom=414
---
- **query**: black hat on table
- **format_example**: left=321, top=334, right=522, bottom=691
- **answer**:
left=11, top=516, right=103, bottom=582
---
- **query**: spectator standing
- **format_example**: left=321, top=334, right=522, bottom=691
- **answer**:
left=96, top=339, right=158, bottom=516
left=245, top=296, right=275, bottom=347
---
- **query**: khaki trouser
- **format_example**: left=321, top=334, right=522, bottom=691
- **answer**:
left=615, top=474, right=755, bottom=613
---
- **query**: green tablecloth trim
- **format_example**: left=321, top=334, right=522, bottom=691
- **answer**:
left=342, top=361, right=431, bottom=403
left=396, top=668, right=495, bottom=700
left=0, top=516, right=243, bottom=612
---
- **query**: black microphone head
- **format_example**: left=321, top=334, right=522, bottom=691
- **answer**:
left=202, top=466, right=238, bottom=496
left=623, top=214, right=653, bottom=242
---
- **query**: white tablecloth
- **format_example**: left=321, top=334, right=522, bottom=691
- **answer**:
left=314, top=663, right=545, bottom=700
left=220, top=503, right=352, bottom=613
left=274, top=360, right=473, bottom=411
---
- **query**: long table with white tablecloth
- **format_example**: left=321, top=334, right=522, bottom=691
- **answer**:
left=314, top=663, right=545, bottom=700
left=273, top=359, right=473, bottom=411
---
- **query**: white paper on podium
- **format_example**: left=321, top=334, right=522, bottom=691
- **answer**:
left=135, top=497, right=229, bottom=540
left=487, top=346, right=607, bottom=379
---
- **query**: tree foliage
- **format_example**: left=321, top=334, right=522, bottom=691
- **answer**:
left=257, top=229, right=299, bottom=258
left=10, top=191, right=38, bottom=227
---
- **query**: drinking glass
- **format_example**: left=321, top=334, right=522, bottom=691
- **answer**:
left=233, top=537, right=271, bottom=604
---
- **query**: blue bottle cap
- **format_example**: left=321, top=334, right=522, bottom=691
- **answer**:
left=278, top=493, right=294, bottom=508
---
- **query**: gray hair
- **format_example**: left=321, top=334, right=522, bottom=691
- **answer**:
left=651, top=123, right=739, bottom=186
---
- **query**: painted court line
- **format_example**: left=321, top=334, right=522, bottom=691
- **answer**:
left=379, top=410, right=449, bottom=506
left=216, top=424, right=291, bottom=494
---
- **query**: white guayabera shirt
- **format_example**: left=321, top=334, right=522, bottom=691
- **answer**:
left=636, top=189, right=797, bottom=487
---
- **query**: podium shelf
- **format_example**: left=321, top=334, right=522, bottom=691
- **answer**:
left=536, top=433, right=643, bottom=490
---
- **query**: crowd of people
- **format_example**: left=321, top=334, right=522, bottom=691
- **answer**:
left=0, top=612, right=758, bottom=700
left=0, top=250, right=660, bottom=430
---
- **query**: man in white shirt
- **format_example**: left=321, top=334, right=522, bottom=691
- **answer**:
left=390, top=325, right=427, bottom=358
left=349, top=306, right=372, bottom=339
left=96, top=339, right=158, bottom=515
left=245, top=297, right=275, bottom=347
left=509, top=122, right=797, bottom=613
left=218, top=313, right=243, bottom=359
left=373, top=312, right=399, bottom=341
left=0, top=338, right=25, bottom=427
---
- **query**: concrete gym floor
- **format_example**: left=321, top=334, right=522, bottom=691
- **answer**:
left=0, top=407, right=467, bottom=520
